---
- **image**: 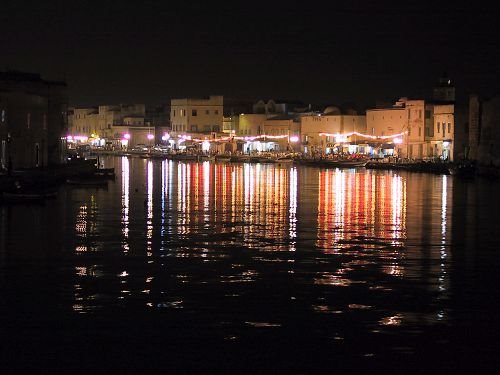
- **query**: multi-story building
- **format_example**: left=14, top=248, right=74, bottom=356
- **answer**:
left=476, top=96, right=500, bottom=168
left=365, top=76, right=457, bottom=161
left=170, top=95, right=223, bottom=149
left=68, top=103, right=161, bottom=148
left=0, top=70, right=68, bottom=170
left=366, top=98, right=426, bottom=159
left=301, top=106, right=367, bottom=155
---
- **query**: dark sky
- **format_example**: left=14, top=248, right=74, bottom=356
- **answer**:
left=2, top=0, right=500, bottom=109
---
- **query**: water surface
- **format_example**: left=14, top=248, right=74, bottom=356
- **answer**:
left=1, top=157, right=499, bottom=373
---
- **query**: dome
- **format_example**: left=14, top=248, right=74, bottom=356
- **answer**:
left=323, top=106, right=341, bottom=115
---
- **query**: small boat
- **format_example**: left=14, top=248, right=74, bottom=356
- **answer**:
left=230, top=155, right=250, bottom=163
left=248, top=155, right=274, bottom=163
left=318, top=158, right=368, bottom=168
left=198, top=154, right=215, bottom=161
left=274, top=156, right=294, bottom=164
left=215, top=154, right=232, bottom=162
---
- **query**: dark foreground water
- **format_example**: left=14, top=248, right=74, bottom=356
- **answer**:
left=1, top=156, right=499, bottom=374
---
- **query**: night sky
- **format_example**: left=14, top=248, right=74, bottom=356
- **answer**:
left=2, top=0, right=500, bottom=109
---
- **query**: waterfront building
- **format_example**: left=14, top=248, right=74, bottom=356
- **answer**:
left=366, top=98, right=425, bottom=159
left=69, top=107, right=99, bottom=139
left=301, top=106, right=367, bottom=155
left=0, top=70, right=68, bottom=170
left=468, top=94, right=481, bottom=160
left=365, top=76, right=457, bottom=161
left=170, top=95, right=223, bottom=151
left=476, top=95, right=500, bottom=168
left=262, top=115, right=300, bottom=152
left=67, top=103, right=167, bottom=149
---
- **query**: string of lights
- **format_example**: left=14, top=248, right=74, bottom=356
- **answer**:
left=318, top=131, right=407, bottom=141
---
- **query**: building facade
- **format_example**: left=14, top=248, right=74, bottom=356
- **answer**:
left=170, top=95, right=223, bottom=149
left=301, top=107, right=367, bottom=155
left=0, top=71, right=67, bottom=170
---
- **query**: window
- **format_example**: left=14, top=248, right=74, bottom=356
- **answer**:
left=192, top=109, right=197, bottom=116
left=437, top=122, right=440, bottom=133
left=27, top=113, right=31, bottom=129
left=206, top=110, right=209, bottom=115
left=448, top=123, right=451, bottom=133
left=173, top=110, right=176, bottom=117
left=408, top=127, right=411, bottom=136
left=203, top=125, right=210, bottom=132
left=191, top=125, right=198, bottom=132
left=418, top=127, right=421, bottom=137
left=215, top=110, right=219, bottom=115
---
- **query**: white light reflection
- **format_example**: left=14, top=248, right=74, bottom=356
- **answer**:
left=146, top=160, right=153, bottom=256
left=121, top=156, right=130, bottom=253
left=161, top=160, right=173, bottom=240
left=335, top=171, right=345, bottom=228
left=288, top=167, right=298, bottom=251
left=390, top=175, right=406, bottom=245
left=203, top=160, right=210, bottom=219
left=439, top=175, right=450, bottom=293
left=177, top=163, right=190, bottom=233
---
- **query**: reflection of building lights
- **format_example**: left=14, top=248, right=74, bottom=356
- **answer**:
left=202, top=140, right=210, bottom=152
left=161, top=133, right=170, bottom=141
left=394, top=137, right=403, bottom=144
left=289, top=136, right=299, bottom=143
left=124, top=133, right=131, bottom=140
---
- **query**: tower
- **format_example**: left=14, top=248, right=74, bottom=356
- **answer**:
left=433, top=73, right=455, bottom=103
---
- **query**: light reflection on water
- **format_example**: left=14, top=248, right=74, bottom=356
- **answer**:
left=2, top=156, right=500, bottom=369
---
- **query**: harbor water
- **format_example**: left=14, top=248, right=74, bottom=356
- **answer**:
left=1, top=156, right=499, bottom=374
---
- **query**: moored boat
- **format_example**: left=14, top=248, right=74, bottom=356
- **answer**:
left=318, top=158, right=368, bottom=168
left=215, top=154, right=232, bottom=162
